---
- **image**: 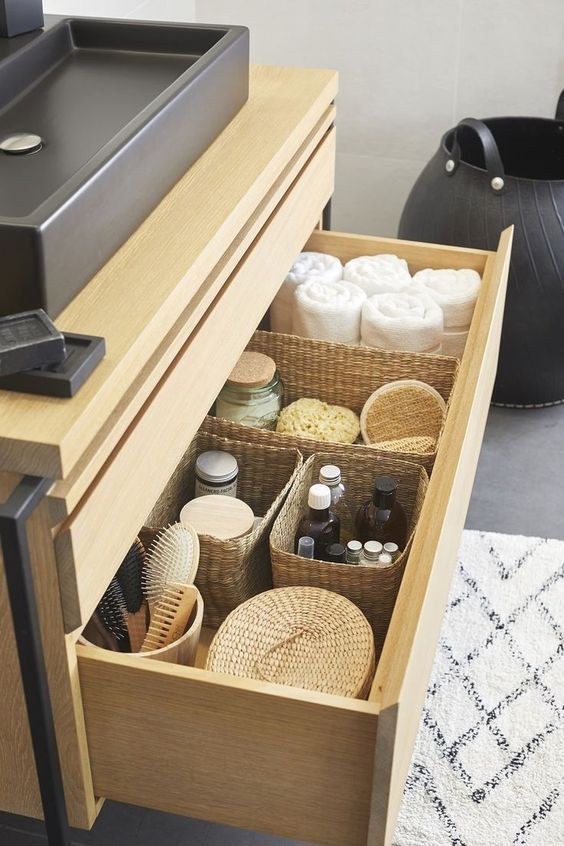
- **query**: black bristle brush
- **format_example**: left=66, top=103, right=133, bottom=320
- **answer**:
left=97, top=577, right=131, bottom=653
left=116, top=538, right=147, bottom=652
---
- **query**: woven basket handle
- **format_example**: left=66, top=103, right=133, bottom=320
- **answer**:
left=254, top=624, right=320, bottom=683
left=556, top=89, right=564, bottom=120
left=450, top=118, right=505, bottom=187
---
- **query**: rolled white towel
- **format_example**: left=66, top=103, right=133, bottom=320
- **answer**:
left=442, top=328, right=468, bottom=358
left=270, top=251, right=343, bottom=334
left=343, top=254, right=413, bottom=297
left=361, top=291, right=444, bottom=354
left=412, top=268, right=481, bottom=329
left=293, top=279, right=366, bottom=345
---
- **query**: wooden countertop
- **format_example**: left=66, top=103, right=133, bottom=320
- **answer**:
left=0, top=65, right=337, bottom=482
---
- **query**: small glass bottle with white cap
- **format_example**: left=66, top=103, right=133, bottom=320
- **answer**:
left=361, top=540, right=383, bottom=567
left=319, top=464, right=352, bottom=538
left=295, top=483, right=340, bottom=560
left=346, top=540, right=363, bottom=564
left=383, top=542, right=400, bottom=562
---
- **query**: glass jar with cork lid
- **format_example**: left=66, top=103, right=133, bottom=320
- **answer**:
left=215, top=351, right=284, bottom=430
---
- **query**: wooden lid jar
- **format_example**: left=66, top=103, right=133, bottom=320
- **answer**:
left=215, top=351, right=283, bottom=430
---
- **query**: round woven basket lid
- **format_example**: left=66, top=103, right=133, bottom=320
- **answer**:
left=360, top=379, right=446, bottom=455
left=206, top=586, right=375, bottom=699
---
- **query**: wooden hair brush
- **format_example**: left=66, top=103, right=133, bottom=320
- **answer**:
left=142, top=522, right=199, bottom=607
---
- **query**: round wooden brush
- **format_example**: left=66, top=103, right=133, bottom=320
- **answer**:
left=116, top=538, right=147, bottom=652
left=142, top=522, right=199, bottom=606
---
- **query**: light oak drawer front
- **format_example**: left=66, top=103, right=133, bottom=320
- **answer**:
left=78, top=227, right=512, bottom=846
left=77, top=647, right=378, bottom=846
left=55, top=129, right=335, bottom=633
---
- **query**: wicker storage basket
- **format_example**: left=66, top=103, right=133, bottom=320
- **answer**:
left=206, top=586, right=375, bottom=699
left=206, top=330, right=458, bottom=473
left=269, top=450, right=428, bottom=657
left=141, top=430, right=302, bottom=628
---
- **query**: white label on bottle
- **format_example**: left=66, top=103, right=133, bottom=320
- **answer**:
left=194, top=477, right=238, bottom=498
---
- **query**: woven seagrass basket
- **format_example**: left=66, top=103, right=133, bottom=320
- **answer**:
left=269, top=450, right=428, bottom=658
left=141, top=429, right=302, bottom=628
left=206, top=330, right=458, bottom=473
left=206, top=586, right=376, bottom=699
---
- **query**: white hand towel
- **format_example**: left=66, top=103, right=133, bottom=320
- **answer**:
left=343, top=254, right=413, bottom=297
left=412, top=268, right=481, bottom=329
left=361, top=291, right=443, bottom=354
left=270, top=251, right=343, bottom=334
left=442, top=327, right=468, bottom=358
left=293, top=279, right=366, bottom=345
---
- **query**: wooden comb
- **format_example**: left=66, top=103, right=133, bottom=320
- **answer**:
left=140, top=583, right=197, bottom=653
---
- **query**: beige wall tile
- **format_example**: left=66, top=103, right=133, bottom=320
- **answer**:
left=333, top=152, right=427, bottom=237
left=455, top=0, right=564, bottom=119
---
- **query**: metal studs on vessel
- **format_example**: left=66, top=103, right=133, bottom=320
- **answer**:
left=445, top=159, right=455, bottom=173
left=491, top=176, right=505, bottom=191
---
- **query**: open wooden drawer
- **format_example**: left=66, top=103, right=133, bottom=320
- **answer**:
left=76, top=226, right=513, bottom=846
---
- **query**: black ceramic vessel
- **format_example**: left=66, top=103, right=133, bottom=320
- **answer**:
left=399, top=98, right=564, bottom=407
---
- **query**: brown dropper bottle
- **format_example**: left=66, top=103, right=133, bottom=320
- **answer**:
left=355, top=476, right=407, bottom=548
left=295, top=483, right=340, bottom=560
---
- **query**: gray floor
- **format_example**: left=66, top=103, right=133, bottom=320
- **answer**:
left=2, top=405, right=564, bottom=846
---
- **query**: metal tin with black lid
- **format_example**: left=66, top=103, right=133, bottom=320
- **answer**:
left=194, top=450, right=238, bottom=498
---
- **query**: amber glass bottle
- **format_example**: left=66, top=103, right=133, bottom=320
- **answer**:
left=355, top=476, right=407, bottom=548
left=295, top=484, right=340, bottom=560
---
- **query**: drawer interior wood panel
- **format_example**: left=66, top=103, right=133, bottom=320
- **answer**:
left=368, top=227, right=513, bottom=846
left=303, top=226, right=512, bottom=845
left=77, top=647, right=378, bottom=846
left=55, top=129, right=336, bottom=634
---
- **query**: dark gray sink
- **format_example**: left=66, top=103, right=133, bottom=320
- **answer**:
left=0, top=16, right=249, bottom=317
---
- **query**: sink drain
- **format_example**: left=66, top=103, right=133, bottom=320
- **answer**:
left=0, top=133, right=43, bottom=155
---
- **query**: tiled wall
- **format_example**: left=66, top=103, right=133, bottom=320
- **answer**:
left=44, top=0, right=196, bottom=21
left=45, top=0, right=564, bottom=236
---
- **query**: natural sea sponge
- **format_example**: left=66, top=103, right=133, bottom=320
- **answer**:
left=276, top=398, right=360, bottom=444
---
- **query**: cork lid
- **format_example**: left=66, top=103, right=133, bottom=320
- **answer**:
left=226, top=351, right=276, bottom=388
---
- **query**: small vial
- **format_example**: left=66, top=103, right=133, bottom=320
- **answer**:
left=319, top=464, right=351, bottom=533
left=362, top=540, right=383, bottom=567
left=346, top=540, right=363, bottom=564
left=325, top=543, right=346, bottom=563
left=378, top=552, right=393, bottom=567
left=297, top=536, right=315, bottom=559
left=383, top=542, right=399, bottom=562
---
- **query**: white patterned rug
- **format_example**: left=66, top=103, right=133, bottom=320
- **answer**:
left=394, top=530, right=564, bottom=846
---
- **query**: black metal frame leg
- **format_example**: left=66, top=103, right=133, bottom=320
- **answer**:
left=0, top=476, right=71, bottom=846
